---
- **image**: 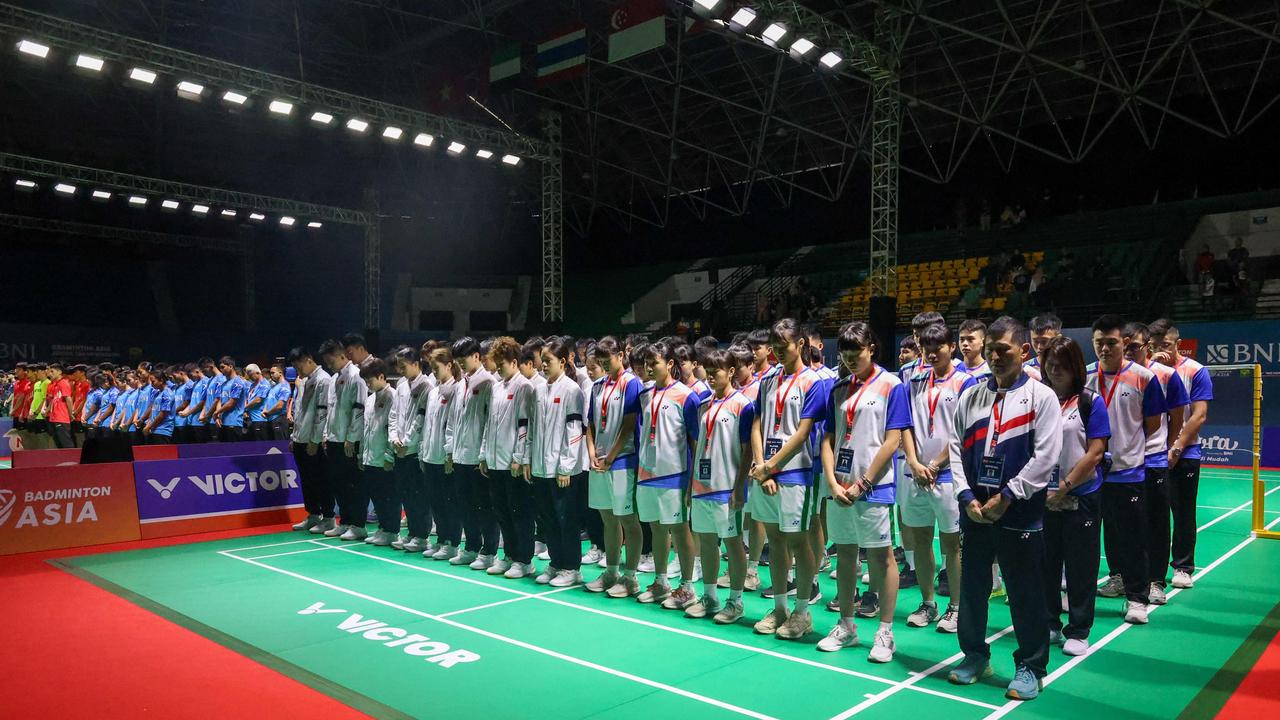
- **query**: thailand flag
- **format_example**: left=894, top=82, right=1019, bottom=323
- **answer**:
left=536, top=25, right=587, bottom=86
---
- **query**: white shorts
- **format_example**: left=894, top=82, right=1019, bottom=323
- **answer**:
left=588, top=467, right=636, bottom=516
left=637, top=485, right=687, bottom=525
left=827, top=501, right=893, bottom=548
left=898, top=477, right=961, bottom=534
left=748, top=483, right=818, bottom=534
left=691, top=499, right=743, bottom=539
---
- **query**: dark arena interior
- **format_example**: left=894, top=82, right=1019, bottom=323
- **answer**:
left=1, top=1, right=1279, bottom=718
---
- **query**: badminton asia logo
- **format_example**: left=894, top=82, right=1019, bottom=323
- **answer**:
left=297, top=601, right=480, bottom=668
left=146, top=468, right=299, bottom=499
left=0, top=485, right=110, bottom=528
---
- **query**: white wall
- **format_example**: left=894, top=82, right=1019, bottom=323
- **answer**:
left=629, top=267, right=741, bottom=325
left=1184, top=206, right=1278, bottom=278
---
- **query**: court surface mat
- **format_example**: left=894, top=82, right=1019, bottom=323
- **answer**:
left=58, top=468, right=1280, bottom=720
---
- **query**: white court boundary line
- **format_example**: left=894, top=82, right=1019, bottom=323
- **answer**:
left=219, top=551, right=780, bottom=720
left=223, top=536, right=341, bottom=553
left=244, top=545, right=342, bottom=561
left=299, top=540, right=999, bottom=710
left=981, top=512, right=1280, bottom=720
left=823, top=482, right=1280, bottom=720
left=436, top=584, right=582, bottom=619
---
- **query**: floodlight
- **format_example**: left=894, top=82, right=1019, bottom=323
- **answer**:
left=128, top=195, right=148, bottom=206
left=249, top=212, right=265, bottom=221
left=476, top=149, right=494, bottom=159
left=729, top=8, right=757, bottom=29
left=382, top=126, right=404, bottom=140
left=790, top=37, right=816, bottom=56
left=761, top=23, right=787, bottom=46
left=413, top=133, right=435, bottom=147
left=819, top=51, right=843, bottom=69
left=74, top=54, right=104, bottom=71
left=17, top=40, right=50, bottom=58
left=447, top=141, right=466, bottom=155
left=307, top=221, right=322, bottom=229
left=501, top=154, right=521, bottom=166
left=279, top=216, right=296, bottom=226
left=220, top=209, right=237, bottom=218
left=222, top=90, right=248, bottom=105
left=129, top=67, right=157, bottom=84
left=91, top=189, right=111, bottom=201
left=176, top=80, right=205, bottom=98
left=345, top=118, right=370, bottom=132
left=268, top=100, right=293, bottom=115
left=192, top=204, right=210, bottom=215
left=54, top=183, right=76, bottom=196
left=161, top=199, right=181, bottom=210
left=310, top=111, right=334, bottom=125
left=14, top=179, right=37, bottom=190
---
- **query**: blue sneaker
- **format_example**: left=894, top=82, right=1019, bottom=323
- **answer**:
left=1005, top=664, right=1042, bottom=700
left=947, top=654, right=994, bottom=685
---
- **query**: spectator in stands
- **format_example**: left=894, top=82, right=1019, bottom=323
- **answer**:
left=1227, top=238, right=1248, bottom=273
left=1013, top=204, right=1027, bottom=226
left=979, top=200, right=992, bottom=231
left=1010, top=249, right=1026, bottom=271
left=958, top=283, right=982, bottom=318
left=1000, top=204, right=1015, bottom=227
left=1194, top=245, right=1214, bottom=282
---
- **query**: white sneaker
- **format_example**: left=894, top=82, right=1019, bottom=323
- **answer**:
left=451, top=549, right=478, bottom=566
left=667, top=556, right=682, bottom=579
left=292, top=514, right=320, bottom=531
left=323, top=523, right=348, bottom=538
left=690, top=558, right=703, bottom=583
left=487, top=558, right=512, bottom=576
left=1063, top=638, right=1089, bottom=656
left=339, top=526, right=367, bottom=542
left=582, top=546, right=604, bottom=565
left=403, top=537, right=425, bottom=553
left=1124, top=600, right=1149, bottom=624
left=906, top=602, right=940, bottom=628
left=535, top=542, right=550, bottom=561
left=868, top=628, right=895, bottom=663
left=421, top=540, right=438, bottom=556
left=817, top=622, right=859, bottom=652
left=597, top=554, right=608, bottom=568
left=937, top=605, right=958, bottom=634
left=505, top=562, right=535, bottom=579
left=1172, top=569, right=1194, bottom=589
left=368, top=530, right=393, bottom=547
left=550, top=569, right=583, bottom=587
left=470, top=554, right=496, bottom=571
left=309, top=518, right=335, bottom=535
left=391, top=534, right=407, bottom=550
left=536, top=566, right=557, bottom=585
left=431, top=543, right=457, bottom=561
left=829, top=567, right=838, bottom=580
left=1149, top=583, right=1167, bottom=606
left=638, top=554, right=656, bottom=573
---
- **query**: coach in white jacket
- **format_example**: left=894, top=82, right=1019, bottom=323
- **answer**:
left=288, top=346, right=334, bottom=534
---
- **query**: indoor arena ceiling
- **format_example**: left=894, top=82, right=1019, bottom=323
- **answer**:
left=4, top=0, right=1280, bottom=234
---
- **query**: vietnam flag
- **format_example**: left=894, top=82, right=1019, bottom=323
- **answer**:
left=607, top=0, right=666, bottom=63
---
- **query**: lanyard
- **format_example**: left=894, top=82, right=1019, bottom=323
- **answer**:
left=599, top=374, right=623, bottom=429
left=772, top=371, right=802, bottom=434
left=648, top=382, right=672, bottom=440
left=843, top=368, right=881, bottom=440
left=703, top=395, right=729, bottom=455
left=1096, top=361, right=1129, bottom=408
left=988, top=391, right=1008, bottom=452
left=926, top=367, right=953, bottom=434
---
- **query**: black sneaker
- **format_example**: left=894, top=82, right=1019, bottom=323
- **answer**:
left=810, top=581, right=823, bottom=605
left=937, top=569, right=950, bottom=597
left=899, top=568, right=919, bottom=589
left=760, top=544, right=771, bottom=567
left=857, top=590, right=880, bottom=618
left=826, top=587, right=859, bottom=613
left=858, top=547, right=868, bottom=563
left=892, top=546, right=905, bottom=565
left=760, top=579, right=797, bottom=598
left=826, top=543, right=838, bottom=557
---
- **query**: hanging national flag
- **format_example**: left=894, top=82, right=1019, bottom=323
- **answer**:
left=489, top=43, right=523, bottom=84
left=607, top=0, right=666, bottom=63
left=536, top=25, right=587, bottom=85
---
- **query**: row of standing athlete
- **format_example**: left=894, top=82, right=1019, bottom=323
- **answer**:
left=284, top=309, right=1210, bottom=704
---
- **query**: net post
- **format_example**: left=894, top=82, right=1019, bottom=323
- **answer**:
left=1252, top=364, right=1264, bottom=535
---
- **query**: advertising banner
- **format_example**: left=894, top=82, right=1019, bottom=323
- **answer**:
left=177, top=440, right=291, bottom=459
left=130, top=445, right=180, bottom=462
left=0, top=463, right=140, bottom=555
left=0, top=417, right=12, bottom=458
left=132, top=452, right=304, bottom=539
left=11, top=448, right=83, bottom=469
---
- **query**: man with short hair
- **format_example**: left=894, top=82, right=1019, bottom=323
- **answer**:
left=1147, top=319, right=1213, bottom=590
left=214, top=356, right=249, bottom=442
left=264, top=364, right=292, bottom=440
left=1025, top=314, right=1062, bottom=382
left=143, top=369, right=177, bottom=444
left=172, top=365, right=194, bottom=443
left=289, top=346, right=334, bottom=533
left=200, top=357, right=226, bottom=442
left=319, top=339, right=368, bottom=541
left=957, top=319, right=991, bottom=381
left=244, top=364, right=273, bottom=440
left=1087, top=314, right=1167, bottom=625
left=181, top=361, right=210, bottom=442
left=44, top=362, right=76, bottom=449
left=946, top=316, right=1061, bottom=701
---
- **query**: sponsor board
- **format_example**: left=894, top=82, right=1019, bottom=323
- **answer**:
left=11, top=448, right=83, bottom=469
left=177, top=440, right=290, bottom=459
left=0, top=463, right=140, bottom=554
left=133, top=452, right=304, bottom=538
